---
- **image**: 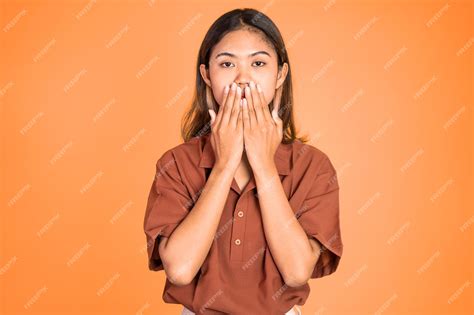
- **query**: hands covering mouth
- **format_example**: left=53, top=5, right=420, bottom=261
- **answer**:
left=207, top=80, right=284, bottom=175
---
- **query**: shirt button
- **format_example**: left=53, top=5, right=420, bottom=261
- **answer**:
left=237, top=211, right=244, bottom=217
left=234, top=239, right=241, bottom=245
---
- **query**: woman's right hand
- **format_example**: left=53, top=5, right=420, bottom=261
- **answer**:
left=207, top=82, right=243, bottom=173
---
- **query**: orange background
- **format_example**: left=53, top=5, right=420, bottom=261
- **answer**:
left=1, top=0, right=473, bottom=314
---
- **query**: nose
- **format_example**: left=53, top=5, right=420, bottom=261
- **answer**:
left=235, top=81, right=249, bottom=90
left=234, top=70, right=251, bottom=91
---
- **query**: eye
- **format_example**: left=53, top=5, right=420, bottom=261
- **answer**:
left=253, top=61, right=266, bottom=67
left=220, top=62, right=234, bottom=68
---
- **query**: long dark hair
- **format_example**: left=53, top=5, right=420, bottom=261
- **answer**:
left=181, top=8, right=308, bottom=144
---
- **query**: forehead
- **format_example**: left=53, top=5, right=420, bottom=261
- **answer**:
left=210, top=29, right=275, bottom=58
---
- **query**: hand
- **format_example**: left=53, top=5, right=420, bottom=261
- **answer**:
left=241, top=81, right=283, bottom=173
left=207, top=82, right=244, bottom=173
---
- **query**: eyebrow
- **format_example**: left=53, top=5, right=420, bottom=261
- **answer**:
left=215, top=51, right=271, bottom=59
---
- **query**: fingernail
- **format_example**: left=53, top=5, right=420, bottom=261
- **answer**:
left=243, top=98, right=247, bottom=106
left=231, top=82, right=236, bottom=90
left=245, top=86, right=250, bottom=94
left=224, top=85, right=229, bottom=93
left=250, top=81, right=255, bottom=89
left=257, top=84, right=262, bottom=92
left=237, top=86, right=241, bottom=94
left=240, top=99, right=243, bottom=106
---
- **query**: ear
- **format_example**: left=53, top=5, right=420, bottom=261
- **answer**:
left=275, top=62, right=289, bottom=90
left=199, top=64, right=212, bottom=87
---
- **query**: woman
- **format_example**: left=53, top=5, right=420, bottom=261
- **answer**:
left=143, top=8, right=343, bottom=315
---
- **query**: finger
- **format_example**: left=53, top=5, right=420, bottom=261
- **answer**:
left=257, top=83, right=273, bottom=123
left=206, top=85, right=217, bottom=120
left=250, top=81, right=265, bottom=125
left=222, top=82, right=237, bottom=126
left=214, top=84, right=230, bottom=128
left=237, top=99, right=244, bottom=132
left=270, top=85, right=283, bottom=138
left=271, top=85, right=282, bottom=119
left=242, top=97, right=250, bottom=130
left=208, top=109, right=216, bottom=126
left=206, top=85, right=214, bottom=110
left=229, top=86, right=242, bottom=128
left=206, top=86, right=217, bottom=130
left=244, top=85, right=254, bottom=128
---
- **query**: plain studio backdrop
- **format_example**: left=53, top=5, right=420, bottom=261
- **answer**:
left=1, top=0, right=473, bottom=314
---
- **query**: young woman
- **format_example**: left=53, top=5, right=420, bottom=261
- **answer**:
left=143, top=8, right=343, bottom=315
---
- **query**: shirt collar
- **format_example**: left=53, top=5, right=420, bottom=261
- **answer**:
left=198, top=133, right=292, bottom=175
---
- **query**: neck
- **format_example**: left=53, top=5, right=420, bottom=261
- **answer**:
left=239, top=151, right=251, bottom=170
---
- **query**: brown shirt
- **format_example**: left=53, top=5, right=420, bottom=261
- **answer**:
left=143, top=133, right=343, bottom=315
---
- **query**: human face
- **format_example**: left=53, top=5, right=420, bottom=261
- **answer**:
left=200, top=29, right=288, bottom=109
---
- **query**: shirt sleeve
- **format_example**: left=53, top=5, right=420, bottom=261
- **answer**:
left=143, top=150, right=192, bottom=271
left=296, top=155, right=343, bottom=279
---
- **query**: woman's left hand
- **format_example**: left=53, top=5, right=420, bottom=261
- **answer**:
left=242, top=81, right=283, bottom=174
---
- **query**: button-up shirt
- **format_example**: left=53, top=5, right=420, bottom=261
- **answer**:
left=143, top=133, right=343, bottom=314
